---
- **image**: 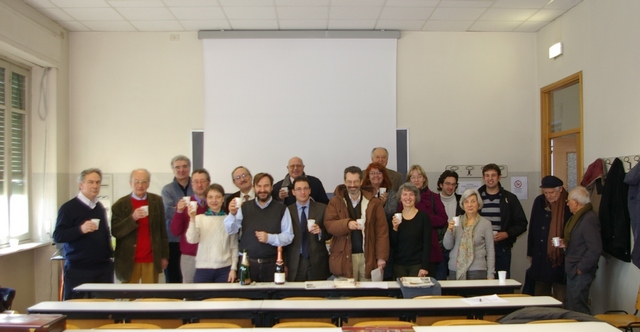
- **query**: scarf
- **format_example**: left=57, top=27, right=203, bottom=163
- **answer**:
left=456, top=214, right=480, bottom=280
left=204, top=208, right=226, bottom=216
left=563, top=203, right=592, bottom=248
left=547, top=188, right=568, bottom=267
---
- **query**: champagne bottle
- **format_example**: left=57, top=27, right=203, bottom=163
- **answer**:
left=274, top=246, right=285, bottom=285
left=239, top=250, right=251, bottom=285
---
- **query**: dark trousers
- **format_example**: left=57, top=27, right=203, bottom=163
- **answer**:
left=249, top=259, right=276, bottom=282
left=566, top=272, right=594, bottom=314
left=63, top=262, right=113, bottom=300
left=434, top=249, right=450, bottom=280
left=494, top=242, right=512, bottom=279
left=194, top=266, right=232, bottom=283
left=294, top=255, right=312, bottom=282
left=164, top=242, right=182, bottom=283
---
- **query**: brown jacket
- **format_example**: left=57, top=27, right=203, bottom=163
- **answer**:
left=324, top=185, right=389, bottom=279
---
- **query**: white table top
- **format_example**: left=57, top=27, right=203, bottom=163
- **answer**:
left=437, top=279, right=520, bottom=288
left=28, top=300, right=262, bottom=312
left=413, top=321, right=618, bottom=331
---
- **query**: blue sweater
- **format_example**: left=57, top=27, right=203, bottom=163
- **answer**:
left=53, top=197, right=112, bottom=268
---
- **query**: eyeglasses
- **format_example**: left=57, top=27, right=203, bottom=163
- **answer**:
left=410, top=175, right=424, bottom=180
left=193, top=180, right=209, bottom=185
left=132, top=180, right=149, bottom=185
left=295, top=187, right=311, bottom=192
left=369, top=171, right=382, bottom=176
left=234, top=173, right=249, bottom=181
left=443, top=181, right=457, bottom=186
left=288, top=164, right=304, bottom=169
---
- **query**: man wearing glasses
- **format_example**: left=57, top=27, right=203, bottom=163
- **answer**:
left=272, top=156, right=329, bottom=206
left=224, top=166, right=255, bottom=213
left=112, top=169, right=169, bottom=283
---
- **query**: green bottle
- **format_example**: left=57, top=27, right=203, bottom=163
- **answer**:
left=239, top=250, right=251, bottom=285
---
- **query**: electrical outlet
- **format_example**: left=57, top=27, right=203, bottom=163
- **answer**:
left=170, top=34, right=180, bottom=41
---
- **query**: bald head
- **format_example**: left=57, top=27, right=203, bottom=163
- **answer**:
left=287, top=156, right=305, bottom=179
left=371, top=147, right=389, bottom=167
left=567, top=186, right=590, bottom=213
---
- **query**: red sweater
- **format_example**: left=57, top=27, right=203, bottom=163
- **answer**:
left=132, top=197, right=153, bottom=263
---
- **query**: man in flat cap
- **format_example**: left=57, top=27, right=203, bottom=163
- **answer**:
left=526, top=175, right=572, bottom=302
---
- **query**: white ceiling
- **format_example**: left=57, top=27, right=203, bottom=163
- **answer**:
left=24, top=0, right=582, bottom=33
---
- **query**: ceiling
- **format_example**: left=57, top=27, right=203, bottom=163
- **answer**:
left=24, top=0, right=582, bottom=33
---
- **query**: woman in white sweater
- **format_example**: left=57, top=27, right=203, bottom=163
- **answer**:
left=186, top=184, right=238, bottom=283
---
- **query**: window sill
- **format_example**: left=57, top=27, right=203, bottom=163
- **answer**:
left=0, top=241, right=50, bottom=257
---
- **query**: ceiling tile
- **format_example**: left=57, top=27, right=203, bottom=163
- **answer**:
left=330, top=6, right=381, bottom=20
left=469, top=20, right=521, bottom=32
left=545, top=0, right=583, bottom=10
left=528, top=9, right=566, bottom=21
left=278, top=19, right=328, bottom=29
left=171, top=7, right=226, bottom=20
left=228, top=20, right=279, bottom=29
left=328, top=19, right=376, bottom=29
left=117, top=7, right=174, bottom=20
left=181, top=20, right=232, bottom=30
left=437, top=0, right=493, bottom=8
left=107, top=0, right=164, bottom=8
left=81, top=20, right=137, bottom=31
left=276, top=0, right=330, bottom=5
left=384, top=0, right=439, bottom=6
left=430, top=7, right=486, bottom=21
left=493, top=0, right=549, bottom=9
left=330, top=0, right=386, bottom=7
left=24, top=0, right=57, bottom=9
left=277, top=7, right=329, bottom=20
left=219, top=0, right=274, bottom=6
left=36, top=8, right=75, bottom=21
left=422, top=20, right=473, bottom=31
left=479, top=8, right=537, bottom=21
left=63, top=8, right=125, bottom=20
left=514, top=20, right=549, bottom=32
left=58, top=20, right=91, bottom=31
left=163, top=0, right=221, bottom=6
left=130, top=20, right=185, bottom=31
left=376, top=20, right=425, bottom=30
left=379, top=7, right=434, bottom=20
left=50, top=0, right=110, bottom=8
left=224, top=7, right=277, bottom=20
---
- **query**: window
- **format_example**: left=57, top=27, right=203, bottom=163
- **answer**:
left=0, top=58, right=29, bottom=245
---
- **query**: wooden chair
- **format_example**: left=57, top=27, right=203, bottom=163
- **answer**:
left=65, top=323, right=80, bottom=329
left=432, top=319, right=499, bottom=326
left=96, top=323, right=161, bottom=329
left=352, top=320, right=416, bottom=327
left=413, top=295, right=463, bottom=299
left=348, top=296, right=396, bottom=300
left=281, top=296, right=328, bottom=300
left=527, top=319, right=578, bottom=324
left=202, top=297, right=251, bottom=301
left=65, top=298, right=116, bottom=302
left=497, top=293, right=531, bottom=297
left=272, top=321, right=337, bottom=328
left=595, top=285, right=640, bottom=332
left=133, top=297, right=183, bottom=302
left=177, top=322, right=242, bottom=329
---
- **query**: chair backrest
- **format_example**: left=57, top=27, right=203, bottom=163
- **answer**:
left=202, top=297, right=251, bottom=301
left=636, top=285, right=640, bottom=312
left=432, top=319, right=499, bottom=326
left=272, top=321, right=337, bottom=328
left=177, top=322, right=242, bottom=329
left=65, top=298, right=116, bottom=302
left=348, top=296, right=396, bottom=300
left=527, top=319, right=578, bottom=324
left=65, top=324, right=80, bottom=329
left=497, top=293, right=531, bottom=298
left=413, top=295, right=463, bottom=299
left=352, top=321, right=416, bottom=327
left=0, top=288, right=16, bottom=311
left=133, top=298, right=183, bottom=302
left=281, top=297, right=328, bottom=300
left=97, top=323, right=161, bottom=329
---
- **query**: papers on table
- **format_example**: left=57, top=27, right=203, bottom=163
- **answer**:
left=460, top=294, right=507, bottom=305
left=304, top=280, right=389, bottom=290
left=399, top=277, right=434, bottom=288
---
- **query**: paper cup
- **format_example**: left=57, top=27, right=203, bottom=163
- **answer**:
left=552, top=237, right=561, bottom=247
left=307, top=219, right=316, bottom=232
left=189, top=201, right=198, bottom=211
left=91, top=218, right=100, bottom=229
left=182, top=196, right=191, bottom=204
left=493, top=230, right=498, bottom=235
left=281, top=187, right=288, bottom=193
left=140, top=205, right=149, bottom=216
left=234, top=197, right=242, bottom=207
left=498, top=270, right=507, bottom=283
left=394, top=213, right=402, bottom=223
left=356, top=218, right=365, bottom=229
left=378, top=188, right=387, bottom=195
left=452, top=216, right=460, bottom=226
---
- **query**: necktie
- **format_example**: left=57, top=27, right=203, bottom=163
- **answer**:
left=300, top=206, right=309, bottom=259
left=243, top=194, right=250, bottom=202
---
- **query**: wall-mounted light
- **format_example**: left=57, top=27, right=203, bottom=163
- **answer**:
left=549, top=42, right=563, bottom=59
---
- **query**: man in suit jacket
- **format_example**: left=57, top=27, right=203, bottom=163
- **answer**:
left=563, top=186, right=602, bottom=314
left=224, top=166, right=255, bottom=213
left=111, top=169, right=169, bottom=283
left=284, top=176, right=331, bottom=281
left=272, top=157, right=329, bottom=205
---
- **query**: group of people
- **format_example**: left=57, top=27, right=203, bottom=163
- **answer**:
left=53, top=147, right=602, bottom=315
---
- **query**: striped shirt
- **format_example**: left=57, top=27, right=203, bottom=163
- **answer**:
left=480, top=191, right=502, bottom=231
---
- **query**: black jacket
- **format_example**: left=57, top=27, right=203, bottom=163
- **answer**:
left=478, top=183, right=528, bottom=248
left=600, top=158, right=631, bottom=262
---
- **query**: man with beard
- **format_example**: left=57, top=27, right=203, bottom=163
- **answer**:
left=224, top=166, right=255, bottom=213
left=325, top=166, right=389, bottom=281
left=224, top=172, right=293, bottom=282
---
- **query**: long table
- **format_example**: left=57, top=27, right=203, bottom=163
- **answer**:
left=28, top=296, right=560, bottom=327
left=413, top=321, right=619, bottom=331
left=74, top=279, right=521, bottom=299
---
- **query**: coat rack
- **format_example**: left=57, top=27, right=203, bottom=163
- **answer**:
left=445, top=165, right=509, bottom=178
left=602, top=154, right=640, bottom=172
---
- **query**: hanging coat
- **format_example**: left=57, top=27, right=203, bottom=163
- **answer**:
left=624, top=161, right=640, bottom=269
left=599, top=158, right=631, bottom=262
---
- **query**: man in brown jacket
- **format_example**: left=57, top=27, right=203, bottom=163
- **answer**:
left=325, top=166, right=389, bottom=281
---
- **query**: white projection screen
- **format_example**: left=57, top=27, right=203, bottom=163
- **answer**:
left=202, top=36, right=397, bottom=193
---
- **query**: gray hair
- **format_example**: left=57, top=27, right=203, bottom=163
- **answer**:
left=569, top=186, right=590, bottom=205
left=130, top=168, right=151, bottom=181
left=459, top=188, right=483, bottom=210
left=397, top=182, right=421, bottom=203
left=344, top=166, right=363, bottom=180
left=79, top=168, right=102, bottom=183
left=170, top=155, right=191, bottom=168
left=370, top=147, right=389, bottom=158
left=231, top=166, right=251, bottom=180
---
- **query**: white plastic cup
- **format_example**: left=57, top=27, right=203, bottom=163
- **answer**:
left=281, top=187, right=288, bottom=193
left=189, top=201, right=198, bottom=211
left=498, top=270, right=507, bottom=283
left=234, top=197, right=242, bottom=208
left=140, top=205, right=149, bottom=217
left=493, top=230, right=498, bottom=235
left=452, top=216, right=460, bottom=226
left=378, top=188, right=387, bottom=195
left=9, top=239, right=19, bottom=247
left=307, top=219, right=316, bottom=232
left=394, top=213, right=402, bottom=223
left=91, top=218, right=100, bottom=229
left=182, top=196, right=191, bottom=204
left=552, top=237, right=561, bottom=247
left=356, top=218, right=365, bottom=229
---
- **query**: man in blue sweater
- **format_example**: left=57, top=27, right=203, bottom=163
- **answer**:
left=53, top=168, right=113, bottom=300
